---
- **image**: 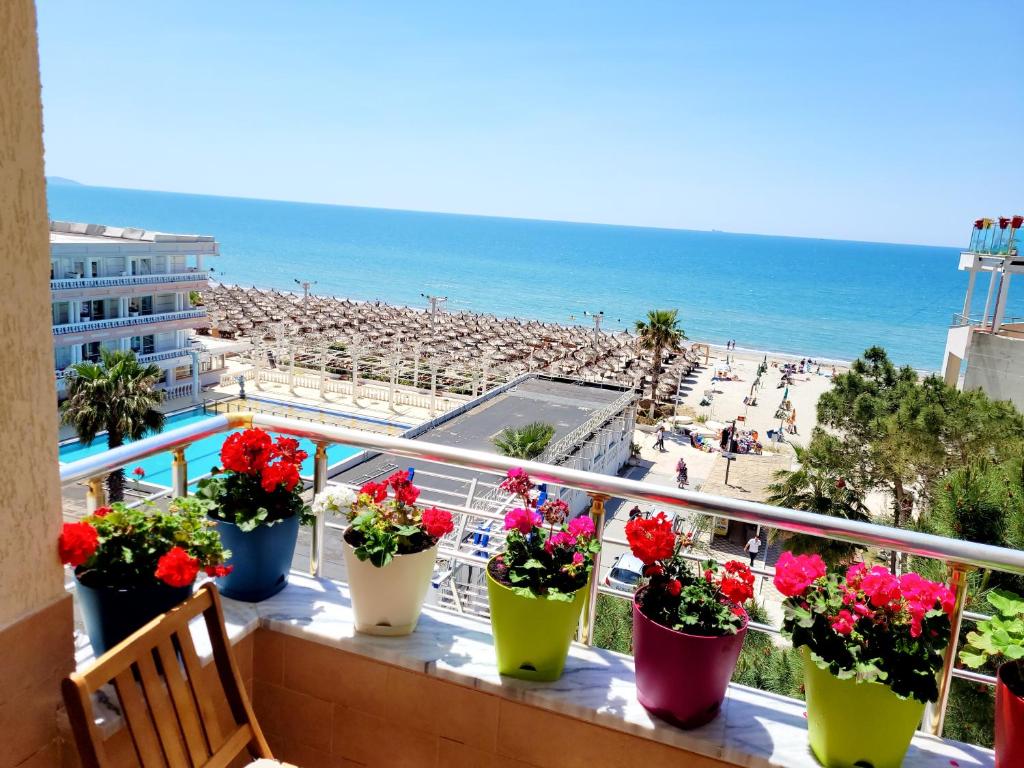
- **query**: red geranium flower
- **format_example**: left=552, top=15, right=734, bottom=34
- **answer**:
left=720, top=574, right=754, bottom=605
left=666, top=578, right=682, bottom=597
left=58, top=521, right=99, bottom=567
left=499, top=467, right=534, bottom=500
left=204, top=564, right=234, bottom=578
left=260, top=460, right=300, bottom=493
left=360, top=481, right=388, bottom=503
left=271, top=436, right=307, bottom=465
left=773, top=552, right=826, bottom=597
left=421, top=507, right=454, bottom=539
left=92, top=506, right=112, bottom=518
left=221, top=429, right=274, bottom=474
left=132, top=466, right=146, bottom=478
left=388, top=470, right=420, bottom=506
left=625, top=512, right=676, bottom=565
left=155, top=546, right=200, bottom=588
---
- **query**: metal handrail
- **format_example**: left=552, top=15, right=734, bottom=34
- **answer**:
left=57, top=412, right=1024, bottom=738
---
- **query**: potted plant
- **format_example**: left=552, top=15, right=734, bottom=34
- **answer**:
left=487, top=468, right=600, bottom=681
left=960, top=588, right=1024, bottom=767
left=196, top=428, right=311, bottom=602
left=625, top=512, right=754, bottom=728
left=774, top=553, right=954, bottom=768
left=59, top=498, right=231, bottom=655
left=313, top=469, right=454, bottom=635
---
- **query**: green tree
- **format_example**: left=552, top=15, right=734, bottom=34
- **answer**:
left=634, top=309, right=687, bottom=417
left=61, top=350, right=165, bottom=502
left=491, top=421, right=556, bottom=460
left=765, top=443, right=871, bottom=568
left=812, top=346, right=1024, bottom=565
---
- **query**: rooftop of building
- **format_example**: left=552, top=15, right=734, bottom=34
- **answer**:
left=329, top=375, right=633, bottom=493
left=49, top=219, right=216, bottom=244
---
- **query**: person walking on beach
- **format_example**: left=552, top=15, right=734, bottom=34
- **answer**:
left=675, top=457, right=688, bottom=488
left=743, top=534, right=761, bottom=567
left=654, top=424, right=666, bottom=452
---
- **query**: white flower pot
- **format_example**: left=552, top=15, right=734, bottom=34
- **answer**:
left=342, top=536, right=438, bottom=636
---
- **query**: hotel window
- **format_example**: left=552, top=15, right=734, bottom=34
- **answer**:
left=174, top=364, right=191, bottom=381
left=130, top=335, right=155, bottom=355
left=52, top=302, right=69, bottom=325
left=83, top=342, right=102, bottom=363
left=129, top=296, right=154, bottom=316
left=131, top=258, right=153, bottom=276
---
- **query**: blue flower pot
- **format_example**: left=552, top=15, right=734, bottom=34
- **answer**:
left=75, top=574, right=192, bottom=656
left=213, top=514, right=300, bottom=602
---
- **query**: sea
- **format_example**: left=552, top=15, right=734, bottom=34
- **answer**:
left=47, top=183, right=1009, bottom=371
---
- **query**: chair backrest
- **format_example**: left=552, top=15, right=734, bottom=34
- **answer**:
left=62, top=583, right=271, bottom=768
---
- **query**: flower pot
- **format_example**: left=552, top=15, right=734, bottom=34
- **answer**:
left=996, top=663, right=1024, bottom=768
left=632, top=594, right=746, bottom=728
left=801, top=647, right=924, bottom=768
left=486, top=559, right=588, bottom=681
left=341, top=530, right=438, bottom=636
left=212, top=514, right=299, bottom=602
left=75, top=574, right=192, bottom=656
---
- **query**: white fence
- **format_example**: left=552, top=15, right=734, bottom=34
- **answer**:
left=220, top=367, right=466, bottom=413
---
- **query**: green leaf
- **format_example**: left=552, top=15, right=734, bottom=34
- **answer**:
left=988, top=589, right=1024, bottom=618
left=959, top=650, right=989, bottom=668
left=521, top=558, right=545, bottom=570
left=510, top=586, right=538, bottom=599
left=544, top=589, right=574, bottom=602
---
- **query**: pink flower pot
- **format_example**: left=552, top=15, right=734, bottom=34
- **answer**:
left=632, top=595, right=747, bottom=728
left=996, top=664, right=1024, bottom=768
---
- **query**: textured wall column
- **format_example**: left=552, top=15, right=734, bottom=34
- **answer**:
left=0, top=1, right=75, bottom=765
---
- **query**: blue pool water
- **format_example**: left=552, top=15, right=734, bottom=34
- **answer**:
left=58, top=408, right=360, bottom=487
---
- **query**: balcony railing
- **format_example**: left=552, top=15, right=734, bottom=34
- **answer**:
left=137, top=346, right=196, bottom=364
left=57, top=412, right=1024, bottom=740
left=51, top=309, right=206, bottom=336
left=50, top=271, right=208, bottom=291
left=951, top=312, right=1024, bottom=328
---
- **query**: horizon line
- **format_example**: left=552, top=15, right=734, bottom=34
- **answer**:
left=46, top=177, right=964, bottom=251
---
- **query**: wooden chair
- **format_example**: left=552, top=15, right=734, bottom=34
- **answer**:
left=62, top=582, right=278, bottom=768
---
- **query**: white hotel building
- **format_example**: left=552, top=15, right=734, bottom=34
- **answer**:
left=50, top=221, right=221, bottom=400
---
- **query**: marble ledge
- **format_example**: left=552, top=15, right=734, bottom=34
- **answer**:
left=240, top=573, right=994, bottom=768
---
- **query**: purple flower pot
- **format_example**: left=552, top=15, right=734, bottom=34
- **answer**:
left=632, top=595, right=747, bottom=729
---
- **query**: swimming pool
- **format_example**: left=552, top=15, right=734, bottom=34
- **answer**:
left=58, top=407, right=361, bottom=488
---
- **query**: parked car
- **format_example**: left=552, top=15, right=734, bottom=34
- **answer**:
left=605, top=552, right=646, bottom=592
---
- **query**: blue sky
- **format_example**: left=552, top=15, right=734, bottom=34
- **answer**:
left=37, top=1, right=1020, bottom=246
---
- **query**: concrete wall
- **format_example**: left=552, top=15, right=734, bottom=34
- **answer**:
left=250, top=628, right=729, bottom=768
left=0, top=1, right=76, bottom=764
left=963, top=333, right=1024, bottom=413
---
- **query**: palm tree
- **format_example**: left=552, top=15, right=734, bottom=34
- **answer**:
left=492, top=421, right=556, bottom=460
left=61, top=349, right=165, bottom=502
left=634, top=309, right=686, bottom=417
left=766, top=446, right=871, bottom=568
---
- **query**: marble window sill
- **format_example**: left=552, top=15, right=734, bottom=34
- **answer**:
left=75, top=572, right=994, bottom=768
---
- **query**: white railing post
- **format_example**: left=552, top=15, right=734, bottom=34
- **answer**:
left=579, top=493, right=609, bottom=645
left=310, top=441, right=329, bottom=577
left=171, top=447, right=188, bottom=497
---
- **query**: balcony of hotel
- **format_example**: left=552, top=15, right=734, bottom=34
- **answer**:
left=51, top=308, right=209, bottom=341
left=50, top=270, right=211, bottom=296
left=46, top=413, right=1011, bottom=768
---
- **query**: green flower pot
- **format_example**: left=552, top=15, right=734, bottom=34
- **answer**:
left=801, top=647, right=925, bottom=768
left=486, top=561, right=588, bottom=682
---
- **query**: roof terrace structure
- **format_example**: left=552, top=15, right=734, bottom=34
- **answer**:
left=50, top=220, right=220, bottom=400
left=941, top=215, right=1024, bottom=411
